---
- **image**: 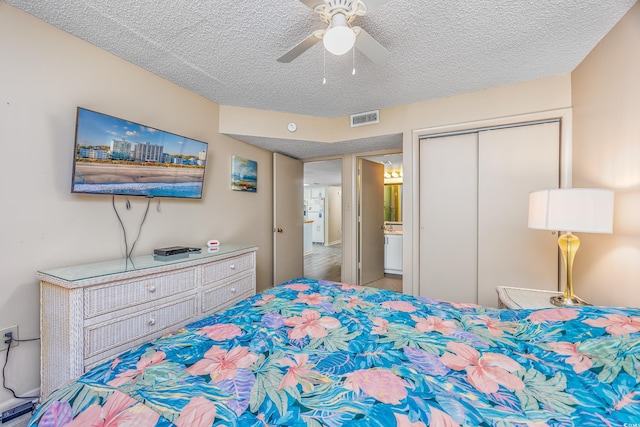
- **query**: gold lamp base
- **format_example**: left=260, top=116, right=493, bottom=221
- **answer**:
left=552, top=233, right=592, bottom=308
left=550, top=295, right=590, bottom=307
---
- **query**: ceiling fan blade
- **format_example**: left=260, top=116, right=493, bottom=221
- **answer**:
left=299, top=0, right=325, bottom=9
left=277, top=32, right=322, bottom=63
left=360, top=0, right=391, bottom=12
left=354, top=27, right=390, bottom=63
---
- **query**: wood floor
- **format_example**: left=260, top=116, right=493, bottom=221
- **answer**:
left=304, top=242, right=403, bottom=293
left=304, top=243, right=342, bottom=281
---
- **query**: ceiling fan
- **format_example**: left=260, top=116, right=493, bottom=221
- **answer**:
left=277, top=0, right=391, bottom=64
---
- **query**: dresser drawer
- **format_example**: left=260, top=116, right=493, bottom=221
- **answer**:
left=84, top=269, right=197, bottom=318
left=202, top=253, right=254, bottom=284
left=84, top=296, right=197, bottom=359
left=202, top=274, right=254, bottom=314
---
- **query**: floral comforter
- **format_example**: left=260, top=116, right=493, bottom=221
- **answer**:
left=29, top=278, right=640, bottom=426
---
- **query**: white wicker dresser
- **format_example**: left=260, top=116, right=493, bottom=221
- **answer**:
left=37, top=244, right=257, bottom=398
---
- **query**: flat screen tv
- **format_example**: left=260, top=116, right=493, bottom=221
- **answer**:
left=72, top=107, right=208, bottom=199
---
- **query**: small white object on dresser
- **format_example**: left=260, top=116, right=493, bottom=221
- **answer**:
left=496, top=286, right=589, bottom=309
left=37, top=244, right=257, bottom=398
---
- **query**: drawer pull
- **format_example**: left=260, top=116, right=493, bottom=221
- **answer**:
left=230, top=287, right=237, bottom=294
left=148, top=318, right=156, bottom=326
left=229, top=264, right=236, bottom=270
left=146, top=284, right=156, bottom=293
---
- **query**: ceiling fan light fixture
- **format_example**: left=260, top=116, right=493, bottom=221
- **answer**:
left=323, top=13, right=355, bottom=56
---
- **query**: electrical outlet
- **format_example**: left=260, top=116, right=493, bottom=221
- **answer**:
left=0, top=325, right=18, bottom=352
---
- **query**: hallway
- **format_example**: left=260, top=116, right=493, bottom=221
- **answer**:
left=304, top=243, right=402, bottom=293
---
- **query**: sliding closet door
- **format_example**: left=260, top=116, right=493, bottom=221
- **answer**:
left=477, top=122, right=559, bottom=306
left=419, top=133, right=478, bottom=303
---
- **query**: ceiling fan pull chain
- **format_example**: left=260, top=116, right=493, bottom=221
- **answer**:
left=323, top=47, right=327, bottom=85
left=352, top=46, right=356, bottom=75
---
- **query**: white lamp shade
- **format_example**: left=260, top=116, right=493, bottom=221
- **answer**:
left=528, top=188, right=614, bottom=234
left=323, top=13, right=355, bottom=56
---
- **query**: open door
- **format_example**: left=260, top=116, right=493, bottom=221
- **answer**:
left=273, top=153, right=304, bottom=285
left=358, top=158, right=385, bottom=285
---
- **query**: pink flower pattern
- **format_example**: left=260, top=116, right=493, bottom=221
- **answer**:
left=614, top=391, right=640, bottom=411
left=428, top=406, right=461, bottom=427
left=283, top=309, right=341, bottom=339
left=107, top=351, right=166, bottom=387
left=546, top=342, right=593, bottom=373
left=371, top=317, right=389, bottom=335
left=450, top=301, right=480, bottom=310
left=294, top=292, right=329, bottom=305
left=283, top=283, right=311, bottom=291
left=381, top=300, right=417, bottom=313
left=198, top=323, right=242, bottom=341
left=339, top=283, right=366, bottom=291
left=411, top=315, right=457, bottom=335
left=528, top=308, right=579, bottom=323
left=278, top=353, right=327, bottom=392
left=440, top=342, right=524, bottom=394
left=583, top=314, right=640, bottom=335
left=175, top=396, right=217, bottom=427
left=345, top=296, right=366, bottom=309
left=344, top=368, right=409, bottom=404
left=67, top=390, right=159, bottom=426
left=394, top=413, right=427, bottom=427
left=253, top=294, right=276, bottom=306
left=472, top=315, right=513, bottom=336
left=186, top=345, right=259, bottom=382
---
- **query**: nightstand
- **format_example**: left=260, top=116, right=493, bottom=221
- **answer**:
left=495, top=286, right=587, bottom=309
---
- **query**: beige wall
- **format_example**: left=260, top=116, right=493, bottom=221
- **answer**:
left=219, top=75, right=571, bottom=143
left=572, top=2, right=640, bottom=307
left=0, top=3, right=273, bottom=409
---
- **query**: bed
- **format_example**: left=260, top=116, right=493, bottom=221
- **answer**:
left=28, top=278, right=640, bottom=426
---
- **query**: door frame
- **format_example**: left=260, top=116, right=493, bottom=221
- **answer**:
left=302, top=158, right=344, bottom=281
left=340, top=149, right=403, bottom=285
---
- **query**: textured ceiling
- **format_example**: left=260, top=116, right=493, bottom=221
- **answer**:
left=6, top=0, right=636, bottom=159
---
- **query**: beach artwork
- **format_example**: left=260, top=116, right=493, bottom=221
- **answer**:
left=72, top=108, right=208, bottom=199
left=231, top=155, right=258, bottom=192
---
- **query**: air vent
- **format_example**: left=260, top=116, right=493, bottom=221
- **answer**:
left=350, top=110, right=379, bottom=127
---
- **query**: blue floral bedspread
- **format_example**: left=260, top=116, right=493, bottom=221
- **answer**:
left=29, top=278, right=640, bottom=426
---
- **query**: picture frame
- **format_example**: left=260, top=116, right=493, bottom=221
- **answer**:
left=231, top=155, right=257, bottom=192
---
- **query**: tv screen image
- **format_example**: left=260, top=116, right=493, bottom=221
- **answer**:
left=72, top=107, right=208, bottom=199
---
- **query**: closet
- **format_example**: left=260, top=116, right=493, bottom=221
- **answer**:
left=419, top=121, right=560, bottom=306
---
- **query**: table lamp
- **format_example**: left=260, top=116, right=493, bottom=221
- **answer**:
left=528, top=188, right=614, bottom=306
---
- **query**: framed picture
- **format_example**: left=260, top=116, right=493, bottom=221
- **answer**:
left=231, top=155, right=257, bottom=192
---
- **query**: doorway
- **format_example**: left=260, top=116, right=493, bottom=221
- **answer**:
left=303, top=159, right=343, bottom=282
left=358, top=153, right=403, bottom=292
